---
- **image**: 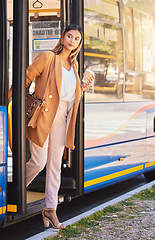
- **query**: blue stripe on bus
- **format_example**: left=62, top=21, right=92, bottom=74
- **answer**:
left=84, top=135, right=155, bottom=151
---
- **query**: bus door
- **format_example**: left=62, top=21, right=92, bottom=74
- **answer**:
left=26, top=0, right=63, bottom=205
left=6, top=0, right=84, bottom=223
left=27, top=0, right=84, bottom=206
left=6, top=0, right=27, bottom=218
left=0, top=0, right=8, bottom=225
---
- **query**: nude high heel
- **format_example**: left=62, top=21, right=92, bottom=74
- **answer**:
left=42, top=210, right=50, bottom=227
left=42, top=208, right=66, bottom=229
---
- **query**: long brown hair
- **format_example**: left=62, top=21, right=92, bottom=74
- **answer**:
left=52, top=24, right=83, bottom=64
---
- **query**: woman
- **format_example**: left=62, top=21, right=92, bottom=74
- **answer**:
left=8, top=24, right=94, bottom=229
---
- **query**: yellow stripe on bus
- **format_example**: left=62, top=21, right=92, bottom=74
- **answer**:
left=145, top=161, right=155, bottom=168
left=7, top=205, right=17, bottom=213
left=29, top=9, right=60, bottom=13
left=84, top=165, right=144, bottom=188
left=84, top=52, right=116, bottom=59
left=0, top=206, right=6, bottom=215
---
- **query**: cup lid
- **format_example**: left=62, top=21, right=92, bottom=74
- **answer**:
left=86, top=68, right=94, bottom=75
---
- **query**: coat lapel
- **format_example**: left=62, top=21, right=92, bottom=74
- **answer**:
left=55, top=54, right=62, bottom=98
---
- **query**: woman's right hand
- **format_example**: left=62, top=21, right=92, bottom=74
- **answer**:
left=8, top=85, right=12, bottom=99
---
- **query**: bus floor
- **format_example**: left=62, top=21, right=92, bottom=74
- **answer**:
left=7, top=150, right=45, bottom=204
left=27, top=191, right=45, bottom=204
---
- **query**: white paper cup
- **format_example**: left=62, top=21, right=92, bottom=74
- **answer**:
left=82, top=68, right=94, bottom=84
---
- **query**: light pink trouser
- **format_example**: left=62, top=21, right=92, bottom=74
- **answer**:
left=26, top=100, right=74, bottom=209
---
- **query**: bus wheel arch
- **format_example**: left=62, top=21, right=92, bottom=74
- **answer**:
left=144, top=170, right=155, bottom=182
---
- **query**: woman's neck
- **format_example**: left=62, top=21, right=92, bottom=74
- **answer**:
left=61, top=48, right=71, bottom=62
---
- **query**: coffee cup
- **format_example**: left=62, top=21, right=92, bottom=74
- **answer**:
left=82, top=68, right=94, bottom=84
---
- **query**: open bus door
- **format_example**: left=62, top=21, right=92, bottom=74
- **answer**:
left=27, top=0, right=84, bottom=200
left=5, top=0, right=84, bottom=225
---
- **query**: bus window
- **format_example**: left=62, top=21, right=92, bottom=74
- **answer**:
left=125, top=7, right=134, bottom=71
left=84, top=0, right=120, bottom=23
left=84, top=0, right=124, bottom=103
left=124, top=3, right=155, bottom=101
left=134, top=9, right=143, bottom=72
left=27, top=1, right=61, bottom=93
left=29, top=0, right=61, bottom=64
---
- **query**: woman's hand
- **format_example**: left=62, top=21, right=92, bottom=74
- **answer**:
left=8, top=85, right=12, bottom=99
left=81, top=73, right=95, bottom=92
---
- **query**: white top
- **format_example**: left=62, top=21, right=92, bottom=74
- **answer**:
left=60, top=65, right=76, bottom=102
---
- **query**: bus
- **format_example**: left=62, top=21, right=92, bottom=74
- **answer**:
left=0, top=0, right=155, bottom=227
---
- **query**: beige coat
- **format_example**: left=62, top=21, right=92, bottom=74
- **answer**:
left=26, top=51, right=82, bottom=150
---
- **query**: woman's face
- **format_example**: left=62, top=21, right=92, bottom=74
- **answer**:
left=63, top=29, right=82, bottom=52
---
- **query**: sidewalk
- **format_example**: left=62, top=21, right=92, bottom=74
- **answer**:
left=26, top=180, right=155, bottom=240
left=50, top=182, right=155, bottom=240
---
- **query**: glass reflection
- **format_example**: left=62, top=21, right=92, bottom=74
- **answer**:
left=84, top=0, right=123, bottom=103
left=84, top=0, right=155, bottom=102
left=124, top=5, right=155, bottom=101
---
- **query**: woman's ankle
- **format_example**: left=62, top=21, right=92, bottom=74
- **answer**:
left=44, top=206, right=57, bottom=211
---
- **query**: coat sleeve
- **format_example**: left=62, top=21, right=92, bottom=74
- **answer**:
left=26, top=51, right=54, bottom=87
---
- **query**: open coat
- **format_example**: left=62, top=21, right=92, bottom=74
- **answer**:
left=26, top=51, right=82, bottom=150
